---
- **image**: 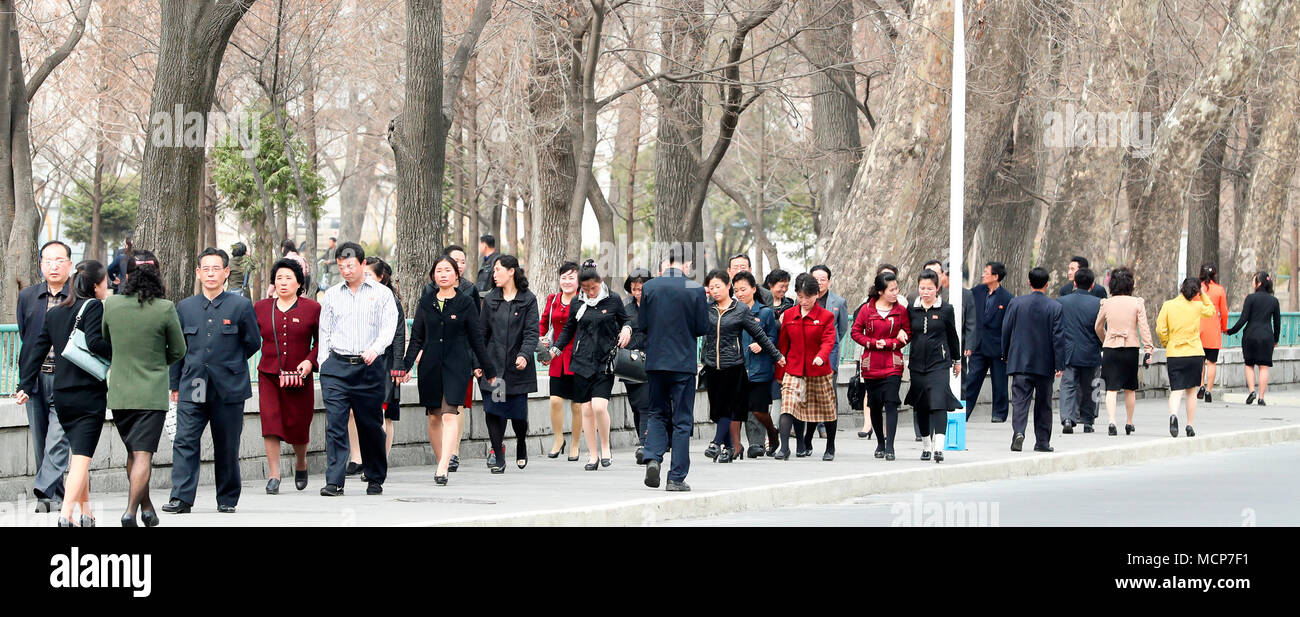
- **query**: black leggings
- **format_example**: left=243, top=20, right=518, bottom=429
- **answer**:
left=485, top=414, right=529, bottom=461
left=867, top=378, right=901, bottom=452
left=914, top=401, right=947, bottom=438
left=779, top=414, right=837, bottom=454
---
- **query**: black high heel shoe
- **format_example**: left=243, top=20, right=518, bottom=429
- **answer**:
left=294, top=469, right=309, bottom=491
left=1108, top=423, right=1118, bottom=436
left=448, top=455, right=461, bottom=472
left=885, top=449, right=896, bottom=461
left=121, top=512, right=137, bottom=528
left=1185, top=425, right=1196, bottom=437
left=1245, top=390, right=1257, bottom=405
left=857, top=429, right=874, bottom=439
left=584, top=459, right=600, bottom=471
left=79, top=515, right=96, bottom=528
left=1169, top=415, right=1179, bottom=437
left=140, top=509, right=159, bottom=528
left=434, top=474, right=448, bottom=486
left=773, top=449, right=790, bottom=460
left=718, top=447, right=734, bottom=463
left=547, top=440, right=566, bottom=459
left=1125, top=423, right=1135, bottom=435
left=518, top=457, right=528, bottom=470
left=600, top=452, right=612, bottom=467
left=58, top=517, right=74, bottom=527
left=704, top=443, right=721, bottom=460
left=933, top=450, right=944, bottom=463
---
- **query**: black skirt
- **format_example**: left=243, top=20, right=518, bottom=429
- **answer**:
left=1241, top=335, right=1274, bottom=367
left=484, top=392, right=529, bottom=420
left=705, top=365, right=750, bottom=421
left=112, top=409, right=166, bottom=453
left=571, top=372, right=614, bottom=404
left=865, top=375, right=902, bottom=411
left=549, top=374, right=575, bottom=400
left=904, top=368, right=960, bottom=412
left=746, top=379, right=773, bottom=412
left=1166, top=355, right=1204, bottom=391
left=56, top=405, right=106, bottom=458
left=1101, top=347, right=1140, bottom=391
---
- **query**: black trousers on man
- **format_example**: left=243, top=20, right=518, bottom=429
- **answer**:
left=1011, top=373, right=1054, bottom=448
left=320, top=355, right=387, bottom=487
left=170, top=389, right=244, bottom=508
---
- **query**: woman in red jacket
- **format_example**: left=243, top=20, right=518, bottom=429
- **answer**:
left=852, top=271, right=911, bottom=460
left=539, top=261, right=584, bottom=460
left=775, top=274, right=840, bottom=460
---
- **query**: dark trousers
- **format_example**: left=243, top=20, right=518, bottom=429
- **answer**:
left=25, top=372, right=68, bottom=500
left=965, top=352, right=1009, bottom=420
left=1060, top=365, right=1100, bottom=426
left=1011, top=373, right=1054, bottom=447
left=643, top=370, right=696, bottom=483
left=170, top=391, right=245, bottom=507
left=320, top=357, right=387, bottom=487
left=625, top=381, right=649, bottom=445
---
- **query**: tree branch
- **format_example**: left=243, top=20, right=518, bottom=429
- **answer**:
left=25, top=0, right=92, bottom=100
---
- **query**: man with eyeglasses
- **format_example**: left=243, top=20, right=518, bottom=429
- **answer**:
left=162, top=247, right=261, bottom=514
left=14, top=241, right=75, bottom=512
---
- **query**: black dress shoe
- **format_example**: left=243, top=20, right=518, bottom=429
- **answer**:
left=121, top=513, right=137, bottom=527
left=1108, top=424, right=1118, bottom=436
left=140, top=510, right=159, bottom=527
left=366, top=482, right=383, bottom=495
left=991, top=417, right=1007, bottom=423
left=920, top=450, right=931, bottom=461
left=1245, top=390, right=1257, bottom=405
left=266, top=478, right=280, bottom=495
left=773, top=449, right=790, bottom=460
left=434, top=475, right=448, bottom=486
left=80, top=515, right=97, bottom=528
left=1011, top=433, right=1025, bottom=452
left=874, top=447, right=884, bottom=459
left=822, top=451, right=835, bottom=462
left=765, top=444, right=779, bottom=457
left=1204, top=391, right=1213, bottom=403
left=160, top=498, right=191, bottom=514
left=635, top=446, right=646, bottom=465
left=346, top=461, right=363, bottom=476
left=1083, top=424, right=1095, bottom=433
left=884, top=450, right=896, bottom=461
left=1258, top=398, right=1266, bottom=406
left=718, top=447, right=734, bottom=464
left=1062, top=424, right=1074, bottom=434
left=644, top=460, right=661, bottom=488
left=600, top=456, right=612, bottom=468
left=1033, top=444, right=1054, bottom=452
left=1126, top=423, right=1135, bottom=435
left=1196, top=386, right=1206, bottom=400
left=666, top=480, right=691, bottom=492
left=1169, top=415, right=1179, bottom=437
left=320, top=484, right=344, bottom=497
left=584, top=460, right=599, bottom=471
left=217, top=505, right=237, bottom=513
left=933, top=451, right=944, bottom=463
left=58, top=517, right=74, bottom=527
left=294, top=470, right=308, bottom=491
left=795, top=448, right=811, bottom=458
left=1185, top=426, right=1196, bottom=437
left=448, top=455, right=461, bottom=472
left=704, top=443, right=720, bottom=460
left=747, top=445, right=764, bottom=459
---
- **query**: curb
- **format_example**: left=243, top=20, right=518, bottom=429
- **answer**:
left=414, top=423, right=1300, bottom=526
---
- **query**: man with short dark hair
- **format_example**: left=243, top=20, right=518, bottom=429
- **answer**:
left=965, top=261, right=1014, bottom=421
left=1057, top=267, right=1103, bottom=432
left=14, top=240, right=75, bottom=512
left=476, top=234, right=499, bottom=293
left=1003, top=267, right=1066, bottom=452
left=1058, top=256, right=1108, bottom=299
left=163, top=247, right=261, bottom=514
left=727, top=253, right=774, bottom=306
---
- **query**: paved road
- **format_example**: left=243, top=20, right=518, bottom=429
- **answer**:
left=669, top=441, right=1300, bottom=526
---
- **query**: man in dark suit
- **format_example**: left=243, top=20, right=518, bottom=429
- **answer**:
left=636, top=248, right=710, bottom=491
left=1057, top=255, right=1108, bottom=299
left=964, top=261, right=1014, bottom=421
left=163, top=248, right=261, bottom=514
left=1057, top=267, right=1103, bottom=432
left=1002, top=267, right=1066, bottom=452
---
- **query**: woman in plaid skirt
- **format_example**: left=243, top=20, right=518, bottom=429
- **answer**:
left=775, top=274, right=839, bottom=460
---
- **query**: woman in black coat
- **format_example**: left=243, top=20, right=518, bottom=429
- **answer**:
left=16, top=260, right=112, bottom=526
left=549, top=260, right=631, bottom=470
left=401, top=255, right=495, bottom=486
left=1227, top=271, right=1282, bottom=406
left=903, top=270, right=962, bottom=463
left=479, top=254, right=540, bottom=472
left=622, top=268, right=653, bottom=463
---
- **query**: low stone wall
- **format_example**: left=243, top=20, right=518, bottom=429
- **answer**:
left=2, top=346, right=1297, bottom=501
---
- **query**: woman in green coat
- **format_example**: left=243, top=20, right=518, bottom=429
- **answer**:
left=101, top=251, right=187, bottom=527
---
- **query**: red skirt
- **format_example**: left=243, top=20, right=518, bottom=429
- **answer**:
left=258, top=371, right=315, bottom=445
left=464, top=380, right=475, bottom=408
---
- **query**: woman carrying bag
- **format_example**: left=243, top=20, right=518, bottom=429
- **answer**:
left=479, top=255, right=540, bottom=473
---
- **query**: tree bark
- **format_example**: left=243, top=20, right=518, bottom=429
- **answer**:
left=134, top=0, right=255, bottom=304
left=805, top=0, right=863, bottom=261
left=527, top=8, right=579, bottom=302
left=824, top=0, right=952, bottom=305
left=652, top=0, right=706, bottom=250
left=1185, top=125, right=1227, bottom=277
left=1131, top=0, right=1282, bottom=330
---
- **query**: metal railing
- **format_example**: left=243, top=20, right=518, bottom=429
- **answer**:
left=4, top=312, right=1299, bottom=396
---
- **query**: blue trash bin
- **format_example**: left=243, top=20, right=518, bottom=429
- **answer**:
left=945, top=404, right=966, bottom=451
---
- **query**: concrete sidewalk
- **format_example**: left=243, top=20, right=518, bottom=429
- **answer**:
left=5, top=385, right=1298, bottom=527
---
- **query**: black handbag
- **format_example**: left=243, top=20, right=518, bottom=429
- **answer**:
left=605, top=347, right=648, bottom=384
left=847, top=360, right=866, bottom=410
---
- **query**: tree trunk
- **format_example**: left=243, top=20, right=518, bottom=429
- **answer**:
left=1227, top=97, right=1266, bottom=292
left=806, top=0, right=862, bottom=261
left=1131, top=0, right=1281, bottom=330
left=134, top=0, right=254, bottom=304
left=301, top=58, right=319, bottom=273
left=527, top=8, right=578, bottom=301
left=1041, top=0, right=1159, bottom=282
left=465, top=58, right=480, bottom=252
left=1185, top=125, right=1227, bottom=277
left=1231, top=5, right=1300, bottom=307
left=652, top=0, right=706, bottom=252
left=824, top=0, right=952, bottom=305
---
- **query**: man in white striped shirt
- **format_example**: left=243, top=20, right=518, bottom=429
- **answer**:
left=317, top=241, right=399, bottom=496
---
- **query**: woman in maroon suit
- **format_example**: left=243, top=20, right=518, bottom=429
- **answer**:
left=254, top=259, right=321, bottom=493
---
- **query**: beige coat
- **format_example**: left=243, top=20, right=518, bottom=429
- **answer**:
left=1094, top=295, right=1154, bottom=355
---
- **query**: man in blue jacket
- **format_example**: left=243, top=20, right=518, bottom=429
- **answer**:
left=163, top=247, right=261, bottom=514
left=636, top=248, right=710, bottom=491
left=1057, top=267, right=1103, bottom=432
left=964, top=261, right=1014, bottom=421
left=1002, top=267, right=1066, bottom=452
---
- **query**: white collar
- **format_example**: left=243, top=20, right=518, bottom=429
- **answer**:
left=912, top=295, right=943, bottom=309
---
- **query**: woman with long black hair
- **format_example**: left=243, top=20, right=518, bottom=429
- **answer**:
left=549, top=260, right=632, bottom=470
left=701, top=269, right=783, bottom=462
left=852, top=270, right=911, bottom=460
left=479, top=255, right=540, bottom=472
left=401, top=255, right=495, bottom=485
left=1228, top=272, right=1282, bottom=406
left=16, top=260, right=112, bottom=526
left=100, top=250, right=187, bottom=525
left=902, top=270, right=961, bottom=463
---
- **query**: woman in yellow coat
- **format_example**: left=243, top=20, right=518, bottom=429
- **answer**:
left=1156, top=278, right=1217, bottom=438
